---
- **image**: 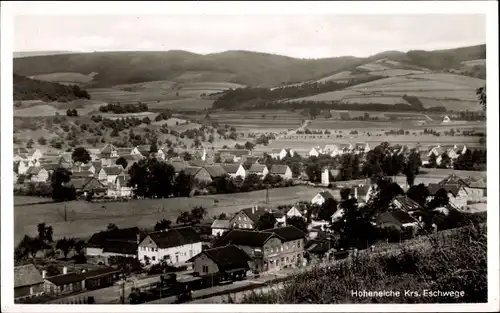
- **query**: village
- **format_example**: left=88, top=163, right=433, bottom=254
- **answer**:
left=13, top=139, right=487, bottom=304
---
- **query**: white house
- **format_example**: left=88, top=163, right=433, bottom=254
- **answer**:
left=108, top=175, right=133, bottom=198
left=221, top=163, right=246, bottom=179
left=27, top=167, right=49, bottom=183
left=270, top=148, right=293, bottom=160
left=308, top=147, right=321, bottom=157
left=248, top=164, right=269, bottom=178
left=442, top=116, right=451, bottom=123
left=269, top=164, right=293, bottom=180
left=138, top=227, right=203, bottom=265
left=97, top=166, right=123, bottom=184
left=211, top=220, right=231, bottom=237
left=311, top=191, right=335, bottom=206
left=17, top=160, right=30, bottom=175
left=285, top=206, right=303, bottom=219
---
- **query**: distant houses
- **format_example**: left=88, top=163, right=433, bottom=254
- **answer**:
left=269, top=164, right=293, bottom=180
left=311, top=191, right=335, bottom=206
left=248, top=164, right=269, bottom=178
left=221, top=163, right=246, bottom=179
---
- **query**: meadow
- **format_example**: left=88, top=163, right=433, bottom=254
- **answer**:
left=14, top=185, right=331, bottom=244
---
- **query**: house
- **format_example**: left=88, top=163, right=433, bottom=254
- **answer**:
left=72, top=170, right=94, bottom=178
left=204, top=165, right=227, bottom=180
left=321, top=167, right=340, bottom=185
left=427, top=183, right=469, bottom=209
left=338, top=143, right=353, bottom=153
left=169, top=161, right=188, bottom=174
left=211, top=219, right=232, bottom=237
left=156, top=148, right=169, bottom=160
left=351, top=185, right=372, bottom=203
left=390, top=195, right=423, bottom=214
left=428, top=145, right=445, bottom=158
left=241, top=155, right=260, bottom=164
left=26, top=167, right=49, bottom=183
left=311, top=190, right=335, bottom=206
left=466, top=178, right=487, bottom=200
left=270, top=148, right=293, bottom=160
left=132, top=145, right=151, bottom=157
left=43, top=266, right=120, bottom=296
left=189, top=245, right=254, bottom=281
left=217, top=226, right=306, bottom=272
left=138, top=226, right=202, bottom=265
left=376, top=210, right=420, bottom=231
left=100, top=144, right=119, bottom=159
left=108, top=174, right=133, bottom=198
left=229, top=206, right=270, bottom=230
left=269, top=165, right=293, bottom=180
left=323, top=144, right=339, bottom=155
left=248, top=164, right=269, bottom=178
left=442, top=116, right=451, bottom=123
left=178, top=166, right=211, bottom=184
left=121, top=154, right=144, bottom=169
left=86, top=227, right=146, bottom=264
left=17, top=160, right=31, bottom=175
left=217, top=149, right=251, bottom=162
left=14, top=264, right=45, bottom=301
left=69, top=177, right=107, bottom=197
left=116, top=147, right=134, bottom=156
left=308, top=147, right=321, bottom=157
left=26, top=148, right=43, bottom=162
left=354, top=143, right=367, bottom=154
left=221, top=163, right=246, bottom=179
left=285, top=206, right=303, bottom=219
left=97, top=166, right=123, bottom=184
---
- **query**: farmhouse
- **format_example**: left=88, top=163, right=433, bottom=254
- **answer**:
left=138, top=227, right=202, bottom=265
left=442, top=116, right=451, bottom=123
left=97, top=166, right=123, bottom=184
left=189, top=245, right=254, bottom=281
left=86, top=227, right=146, bottom=264
left=43, top=267, right=120, bottom=296
left=321, top=167, right=340, bottom=185
left=221, top=163, right=246, bottom=179
left=376, top=210, right=419, bottom=232
left=17, top=160, right=30, bottom=175
left=108, top=174, right=133, bottom=198
left=211, top=219, right=232, bottom=237
left=168, top=161, right=187, bottom=174
left=121, top=154, right=144, bottom=169
left=270, top=148, right=294, bottom=160
left=269, top=164, right=293, bottom=180
left=311, top=191, right=335, bottom=206
left=241, top=155, right=260, bottom=164
left=183, top=166, right=213, bottom=183
left=285, top=206, right=303, bottom=219
left=466, top=178, right=487, bottom=200
left=69, top=177, right=107, bottom=197
left=248, top=164, right=269, bottom=177
left=204, top=164, right=227, bottom=180
left=428, top=145, right=445, bottom=158
left=390, top=195, right=423, bottom=214
left=100, top=144, right=119, bottom=159
left=217, top=149, right=251, bottom=162
left=26, top=166, right=49, bottom=183
left=427, top=183, right=469, bottom=209
left=307, top=147, right=321, bottom=157
left=14, top=264, right=45, bottom=301
left=229, top=206, right=269, bottom=230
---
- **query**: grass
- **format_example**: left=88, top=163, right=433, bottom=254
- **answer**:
left=14, top=185, right=331, bottom=244
left=30, top=72, right=95, bottom=84
left=238, top=223, right=487, bottom=303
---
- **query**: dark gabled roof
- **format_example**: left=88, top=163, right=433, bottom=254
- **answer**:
left=220, top=229, right=274, bottom=247
left=45, top=273, right=84, bottom=286
left=14, top=264, right=44, bottom=288
left=168, top=161, right=187, bottom=173
left=116, top=148, right=133, bottom=155
left=194, top=245, right=252, bottom=272
left=428, top=183, right=461, bottom=197
left=377, top=210, right=415, bottom=225
left=72, top=170, right=93, bottom=178
left=221, top=163, right=242, bottom=174
left=102, top=166, right=123, bottom=176
left=80, top=267, right=120, bottom=279
left=240, top=208, right=270, bottom=223
left=439, top=174, right=470, bottom=188
left=248, top=164, right=267, bottom=173
left=42, top=163, right=61, bottom=171
left=211, top=219, right=231, bottom=229
left=148, top=227, right=201, bottom=249
left=102, top=241, right=138, bottom=255
left=270, top=164, right=290, bottom=175
left=204, top=165, right=227, bottom=178
left=261, top=226, right=306, bottom=242
left=87, top=227, right=145, bottom=248
left=122, top=154, right=143, bottom=162
left=182, top=166, right=203, bottom=177
left=100, top=144, right=117, bottom=154
left=319, top=191, right=335, bottom=200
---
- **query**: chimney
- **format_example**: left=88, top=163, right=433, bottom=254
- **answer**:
left=42, top=270, right=47, bottom=279
left=63, top=266, right=68, bottom=275
left=354, top=187, right=358, bottom=199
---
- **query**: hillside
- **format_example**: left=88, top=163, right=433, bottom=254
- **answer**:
left=13, top=74, right=91, bottom=102
left=14, top=51, right=78, bottom=58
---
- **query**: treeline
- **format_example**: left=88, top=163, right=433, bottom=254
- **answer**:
left=98, top=102, right=149, bottom=114
left=213, top=77, right=383, bottom=109
left=259, top=100, right=447, bottom=113
left=13, top=74, right=91, bottom=102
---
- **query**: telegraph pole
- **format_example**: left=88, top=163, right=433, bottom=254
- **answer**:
left=64, top=203, right=67, bottom=222
left=266, top=188, right=269, bottom=205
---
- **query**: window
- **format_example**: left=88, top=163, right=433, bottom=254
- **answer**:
left=285, top=243, right=288, bottom=250
left=202, top=265, right=209, bottom=273
left=238, top=216, right=241, bottom=221
left=298, top=241, right=301, bottom=248
left=292, top=243, right=296, bottom=249
left=152, top=256, right=156, bottom=261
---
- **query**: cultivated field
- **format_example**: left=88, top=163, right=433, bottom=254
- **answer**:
left=14, top=99, right=106, bottom=117
left=30, top=72, right=96, bottom=84
left=14, top=185, right=332, bottom=244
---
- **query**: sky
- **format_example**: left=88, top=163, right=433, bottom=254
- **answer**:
left=14, top=14, right=486, bottom=59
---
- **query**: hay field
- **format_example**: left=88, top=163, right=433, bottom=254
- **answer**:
left=14, top=185, right=329, bottom=244
left=30, top=72, right=96, bottom=84
left=147, top=99, right=214, bottom=110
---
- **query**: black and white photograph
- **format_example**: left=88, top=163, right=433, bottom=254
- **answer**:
left=1, top=1, right=499, bottom=312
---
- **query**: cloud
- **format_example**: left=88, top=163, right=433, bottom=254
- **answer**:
left=13, top=14, right=486, bottom=58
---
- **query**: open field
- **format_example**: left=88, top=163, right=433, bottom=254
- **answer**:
left=147, top=98, right=214, bottom=111
left=14, top=185, right=331, bottom=244
left=30, top=72, right=96, bottom=84
left=14, top=99, right=106, bottom=117
left=306, top=119, right=485, bottom=131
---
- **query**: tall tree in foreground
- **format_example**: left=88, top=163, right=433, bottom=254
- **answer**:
left=72, top=147, right=91, bottom=164
left=476, top=86, right=486, bottom=112
left=256, top=212, right=277, bottom=231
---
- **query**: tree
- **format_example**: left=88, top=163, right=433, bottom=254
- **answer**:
left=128, top=158, right=176, bottom=198
left=244, top=141, right=255, bottom=151
left=107, top=223, right=119, bottom=231
left=26, top=138, right=34, bottom=148
left=15, top=235, right=47, bottom=261
left=174, top=171, right=194, bottom=197
left=191, top=206, right=207, bottom=220
left=439, top=152, right=451, bottom=169
left=428, top=188, right=449, bottom=210
left=428, top=153, right=437, bottom=168
left=286, top=216, right=308, bottom=233
left=154, top=219, right=172, bottom=231
left=476, top=86, right=486, bottom=112
left=318, top=198, right=338, bottom=221
left=406, top=184, right=430, bottom=207
left=56, top=237, right=76, bottom=259
left=37, top=222, right=54, bottom=243
left=50, top=168, right=76, bottom=202
left=291, top=162, right=302, bottom=178
left=255, top=212, right=277, bottom=230
left=150, top=141, right=158, bottom=154
left=176, top=211, right=200, bottom=226
left=183, top=152, right=192, bottom=161
left=403, top=151, right=421, bottom=187
left=305, top=163, right=322, bottom=183
left=37, top=136, right=47, bottom=145
left=72, top=147, right=91, bottom=164
left=116, top=157, right=128, bottom=170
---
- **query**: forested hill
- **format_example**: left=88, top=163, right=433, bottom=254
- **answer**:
left=13, top=74, right=91, bottom=102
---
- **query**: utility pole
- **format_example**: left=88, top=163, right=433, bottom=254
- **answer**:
left=266, top=187, right=269, bottom=205
left=64, top=203, right=67, bottom=222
